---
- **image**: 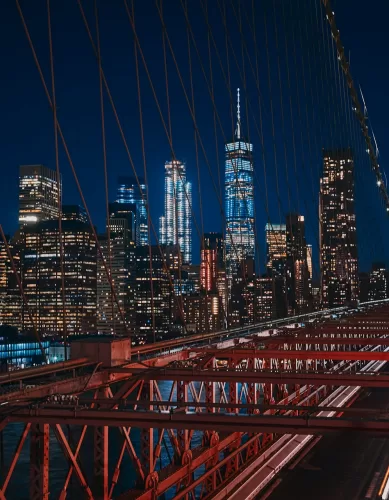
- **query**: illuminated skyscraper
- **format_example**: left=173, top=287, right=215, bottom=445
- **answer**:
left=117, top=176, right=148, bottom=246
left=320, top=148, right=359, bottom=307
left=97, top=204, right=136, bottom=335
left=22, top=220, right=97, bottom=336
left=200, top=232, right=224, bottom=292
left=0, top=236, right=21, bottom=329
left=368, top=263, right=388, bottom=301
left=19, top=165, right=60, bottom=226
left=62, top=204, right=87, bottom=223
left=135, top=245, right=170, bottom=340
left=286, top=214, right=309, bottom=314
left=307, top=244, right=313, bottom=280
left=265, top=224, right=287, bottom=319
left=265, top=224, right=286, bottom=270
left=225, top=89, right=255, bottom=282
left=159, top=160, right=192, bottom=264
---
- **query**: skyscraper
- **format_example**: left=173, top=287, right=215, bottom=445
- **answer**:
left=117, top=176, right=148, bottom=246
left=286, top=214, right=309, bottom=314
left=368, top=263, right=388, bottom=301
left=320, top=148, right=359, bottom=307
left=135, top=245, right=170, bottom=341
left=265, top=224, right=287, bottom=271
left=62, top=204, right=87, bottom=223
left=22, top=220, right=97, bottom=336
left=159, top=160, right=192, bottom=264
left=97, top=204, right=136, bottom=335
left=307, top=244, right=313, bottom=280
left=265, top=224, right=287, bottom=319
left=225, top=89, right=255, bottom=283
left=0, top=236, right=21, bottom=329
left=200, top=232, right=224, bottom=292
left=19, top=165, right=60, bottom=226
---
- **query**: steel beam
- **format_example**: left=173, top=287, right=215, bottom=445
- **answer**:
left=108, top=368, right=389, bottom=387
left=5, top=408, right=389, bottom=436
left=30, top=423, right=49, bottom=500
left=188, top=349, right=389, bottom=361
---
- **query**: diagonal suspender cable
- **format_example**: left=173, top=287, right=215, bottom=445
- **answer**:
left=47, top=0, right=68, bottom=355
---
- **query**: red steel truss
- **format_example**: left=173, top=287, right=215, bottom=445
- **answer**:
left=0, top=306, right=388, bottom=498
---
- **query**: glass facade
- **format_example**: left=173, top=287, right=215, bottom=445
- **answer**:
left=0, top=237, right=21, bottom=329
left=225, top=91, right=255, bottom=283
left=0, top=339, right=50, bottom=368
left=265, top=224, right=287, bottom=271
left=22, top=220, right=97, bottom=336
left=19, top=165, right=60, bottom=227
left=159, top=160, right=192, bottom=265
left=62, top=204, right=87, bottom=223
left=320, top=148, right=359, bottom=307
left=135, top=245, right=170, bottom=340
left=117, top=176, right=148, bottom=246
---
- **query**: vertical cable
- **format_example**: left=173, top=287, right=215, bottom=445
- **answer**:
left=47, top=0, right=67, bottom=355
left=132, top=0, right=156, bottom=342
left=94, top=0, right=116, bottom=337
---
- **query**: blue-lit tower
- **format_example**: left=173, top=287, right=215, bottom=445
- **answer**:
left=117, top=176, right=148, bottom=246
left=225, top=88, right=255, bottom=283
left=159, top=160, right=192, bottom=265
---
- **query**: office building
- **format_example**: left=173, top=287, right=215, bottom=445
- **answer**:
left=286, top=214, right=309, bottom=314
left=19, top=165, right=60, bottom=226
left=369, top=263, right=388, bottom=301
left=266, top=224, right=287, bottom=271
left=265, top=224, right=287, bottom=319
left=320, top=148, right=359, bottom=307
left=97, top=204, right=136, bottom=336
left=135, top=245, right=171, bottom=341
left=62, top=204, right=87, bottom=223
left=117, top=176, right=148, bottom=246
left=225, top=89, right=255, bottom=283
left=307, top=244, right=313, bottom=280
left=200, top=232, right=224, bottom=291
left=0, top=236, right=21, bottom=329
left=159, top=160, right=192, bottom=264
left=22, top=220, right=97, bottom=336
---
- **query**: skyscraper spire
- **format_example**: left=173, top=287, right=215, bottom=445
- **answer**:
left=236, top=87, right=241, bottom=139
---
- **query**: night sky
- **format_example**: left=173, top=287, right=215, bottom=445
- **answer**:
left=0, top=0, right=388, bottom=276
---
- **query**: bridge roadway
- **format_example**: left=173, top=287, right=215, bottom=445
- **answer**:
left=262, top=387, right=389, bottom=500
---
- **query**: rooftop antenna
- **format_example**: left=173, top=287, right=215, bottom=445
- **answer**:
left=236, top=87, right=241, bottom=139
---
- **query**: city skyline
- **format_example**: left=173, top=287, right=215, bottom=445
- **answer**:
left=0, top=2, right=387, bottom=277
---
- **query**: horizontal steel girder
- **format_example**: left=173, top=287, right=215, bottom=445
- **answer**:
left=112, top=367, right=389, bottom=387
left=253, top=337, right=389, bottom=346
left=188, top=349, right=389, bottom=361
left=3, top=408, right=389, bottom=436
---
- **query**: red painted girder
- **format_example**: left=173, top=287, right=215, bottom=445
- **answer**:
left=0, top=358, right=94, bottom=385
left=115, top=367, right=389, bottom=387
left=4, top=408, right=389, bottom=436
left=308, top=326, right=389, bottom=332
left=252, top=337, right=389, bottom=346
left=188, top=348, right=389, bottom=361
left=0, top=352, right=188, bottom=403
